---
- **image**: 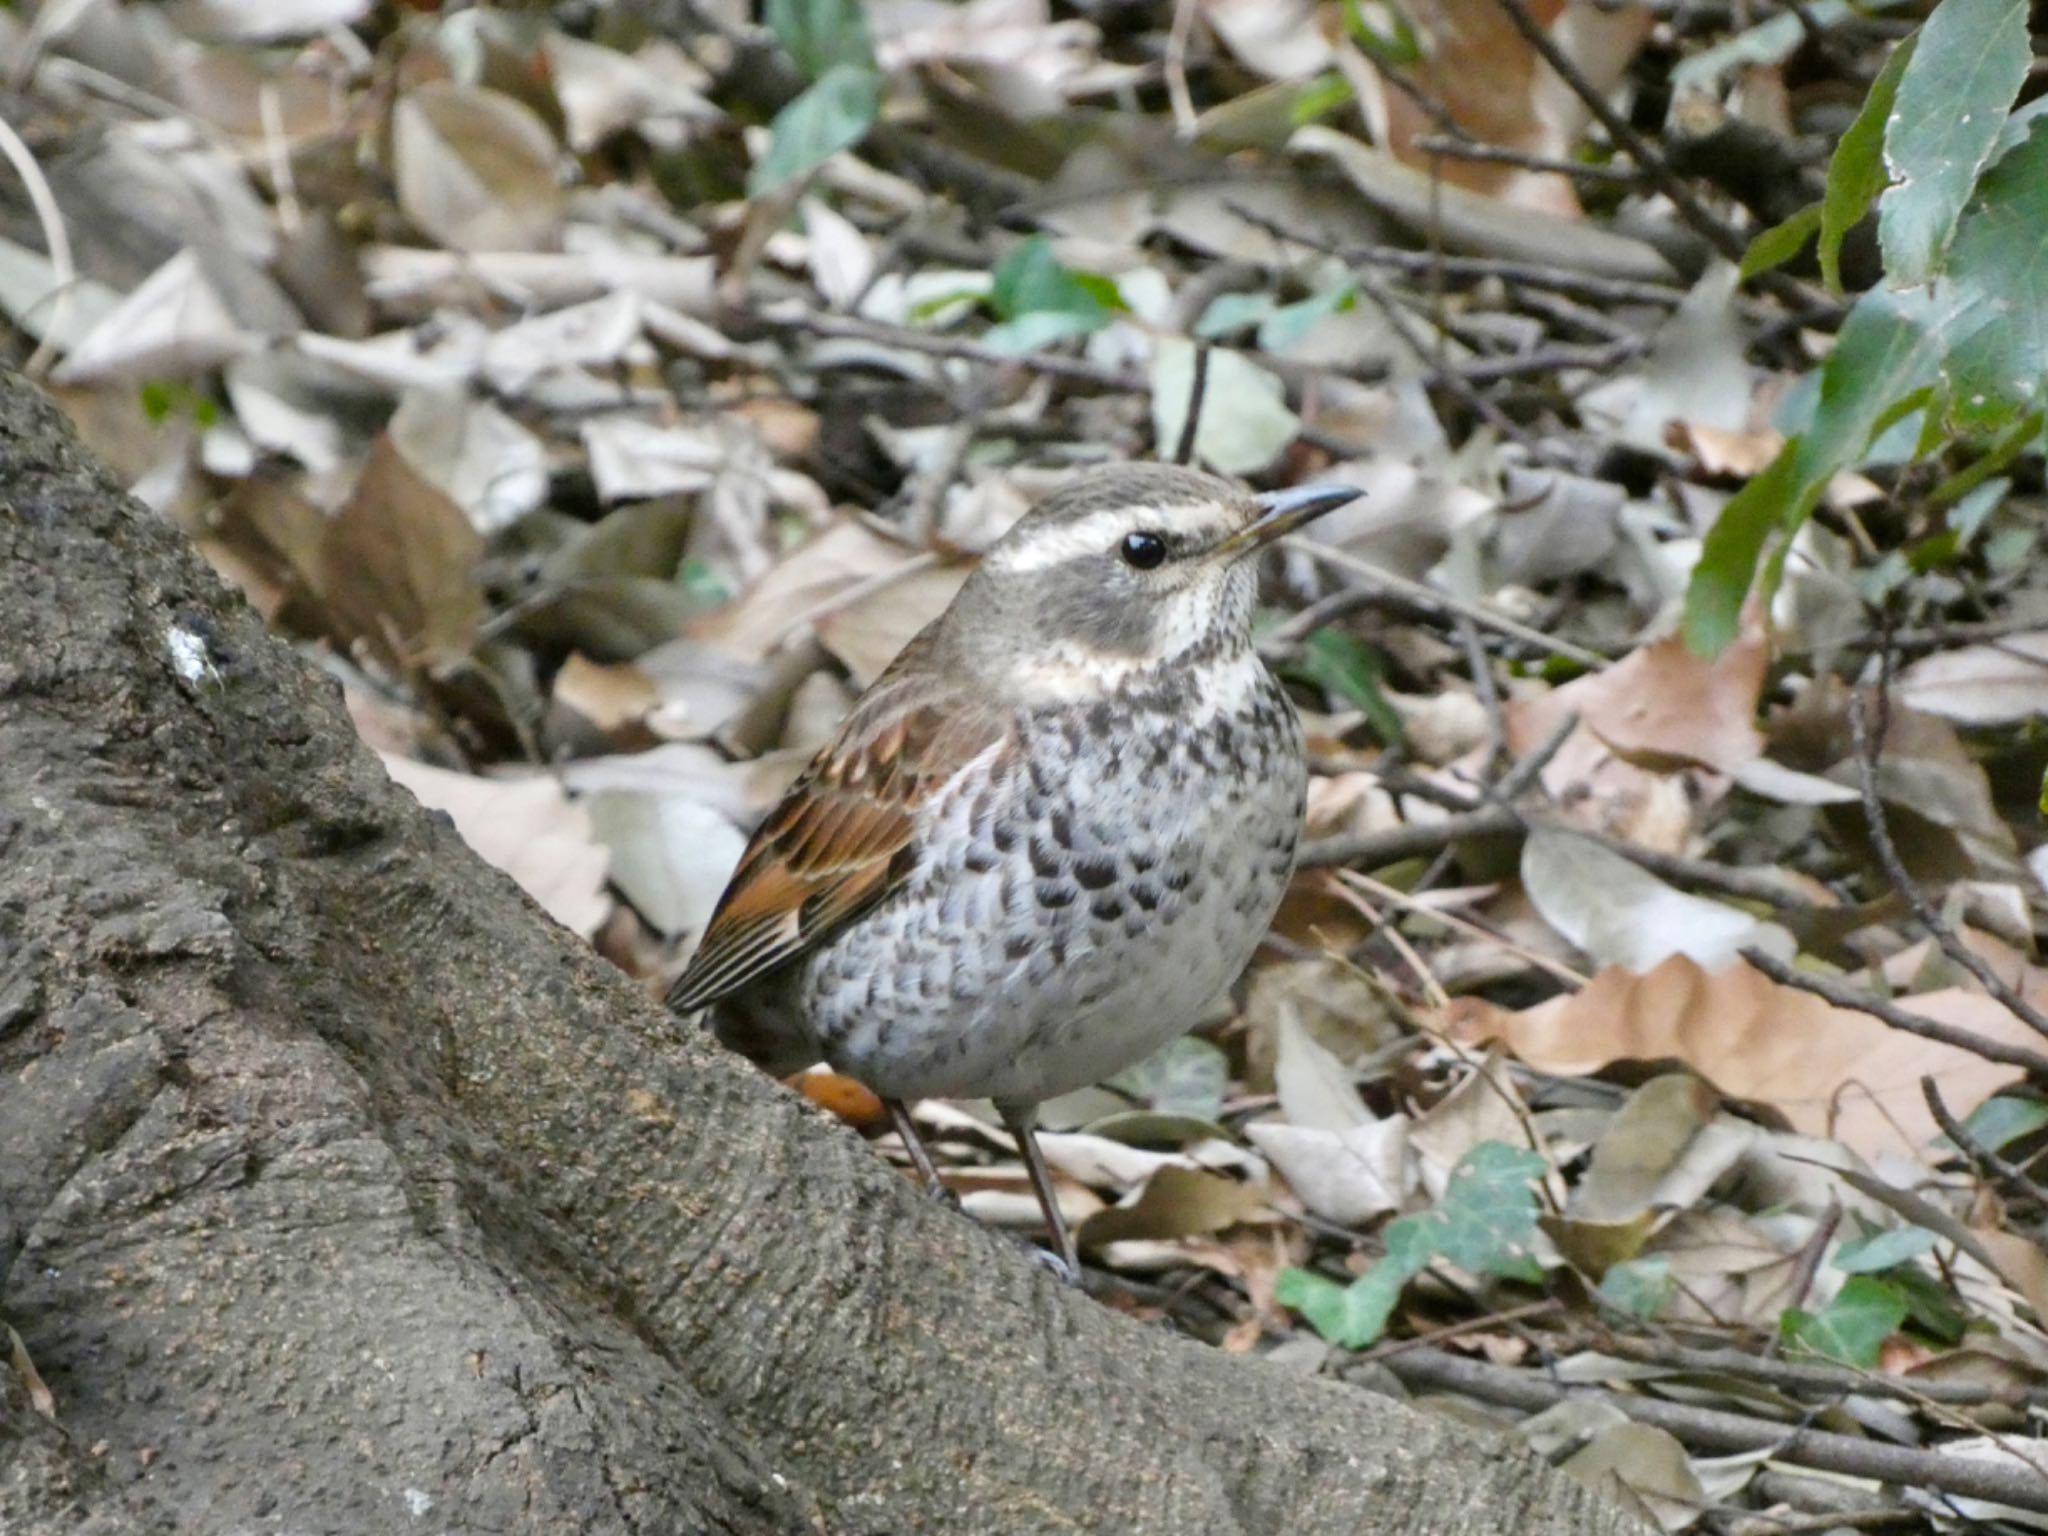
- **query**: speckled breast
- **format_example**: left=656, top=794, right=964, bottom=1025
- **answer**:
left=796, top=662, right=1307, bottom=1106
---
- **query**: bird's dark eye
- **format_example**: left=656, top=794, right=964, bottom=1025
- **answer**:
left=1119, top=531, right=1167, bottom=570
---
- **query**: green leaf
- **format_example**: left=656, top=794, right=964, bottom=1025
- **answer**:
left=1292, top=629, right=1405, bottom=745
left=1291, top=71, right=1355, bottom=128
left=1820, top=32, right=1915, bottom=293
left=1598, top=1256, right=1673, bottom=1321
left=1196, top=291, right=1279, bottom=339
left=1105, top=1036, right=1230, bottom=1121
left=1259, top=284, right=1356, bottom=352
left=1742, top=202, right=1822, bottom=280
left=1878, top=0, right=2028, bottom=285
left=1343, top=0, right=1423, bottom=66
left=1426, top=1142, right=1547, bottom=1275
left=1684, top=448, right=1799, bottom=657
left=990, top=236, right=1110, bottom=324
left=1936, top=118, right=2048, bottom=432
left=1277, top=1142, right=1546, bottom=1350
left=1275, top=1266, right=1407, bottom=1349
left=765, top=0, right=875, bottom=80
left=1687, top=286, right=1946, bottom=656
left=1834, top=1226, right=1939, bottom=1274
left=1781, top=1276, right=1909, bottom=1367
left=1886, top=1265, right=1968, bottom=1344
left=982, top=309, right=1105, bottom=355
left=748, top=64, right=880, bottom=196
left=1961, top=1094, right=2048, bottom=1153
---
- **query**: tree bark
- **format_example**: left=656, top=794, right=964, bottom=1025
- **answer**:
left=0, top=367, right=1646, bottom=1535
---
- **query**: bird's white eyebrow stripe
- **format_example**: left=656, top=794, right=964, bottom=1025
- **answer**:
left=989, top=502, right=1218, bottom=573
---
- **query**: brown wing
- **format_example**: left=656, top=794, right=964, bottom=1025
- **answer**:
left=667, top=653, right=1009, bottom=1014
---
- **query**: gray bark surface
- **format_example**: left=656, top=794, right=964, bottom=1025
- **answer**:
left=0, top=367, right=1647, bottom=1535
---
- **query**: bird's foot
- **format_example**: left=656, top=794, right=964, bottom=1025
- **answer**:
left=1029, top=1243, right=1084, bottom=1287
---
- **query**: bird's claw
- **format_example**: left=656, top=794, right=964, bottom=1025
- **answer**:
left=1030, top=1244, right=1083, bottom=1287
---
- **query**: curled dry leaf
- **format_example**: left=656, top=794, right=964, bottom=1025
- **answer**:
left=1076, top=1166, right=1276, bottom=1249
left=1447, top=954, right=2043, bottom=1161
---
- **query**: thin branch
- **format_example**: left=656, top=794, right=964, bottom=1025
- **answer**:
left=1849, top=688, right=2048, bottom=1045
left=1171, top=340, right=1211, bottom=465
left=1585, top=1329, right=2048, bottom=1408
left=1741, top=947, right=2048, bottom=1079
left=1412, top=135, right=1640, bottom=184
left=1284, top=540, right=1612, bottom=671
left=1346, top=243, right=1686, bottom=307
left=1373, top=1346, right=2048, bottom=1514
left=1922, top=1075, right=2048, bottom=1214
left=1347, top=267, right=1536, bottom=446
left=1484, top=0, right=1750, bottom=267
left=1301, top=805, right=1523, bottom=870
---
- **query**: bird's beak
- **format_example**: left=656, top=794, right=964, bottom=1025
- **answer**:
left=1213, top=483, right=1363, bottom=561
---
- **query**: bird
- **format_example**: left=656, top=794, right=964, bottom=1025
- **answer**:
left=668, top=463, right=1361, bottom=1279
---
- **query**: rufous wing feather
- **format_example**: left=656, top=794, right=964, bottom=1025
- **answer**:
left=667, top=663, right=1008, bottom=1014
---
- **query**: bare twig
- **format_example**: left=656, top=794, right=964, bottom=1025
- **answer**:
left=1922, top=1075, right=2048, bottom=1214
left=1740, top=948, right=2048, bottom=1079
left=1585, top=1329, right=2048, bottom=1408
left=1412, top=135, right=1640, bottom=184
left=1171, top=340, right=1211, bottom=466
left=1284, top=541, right=1612, bottom=670
left=1347, top=267, right=1535, bottom=445
left=1374, top=1346, right=2048, bottom=1514
left=1483, top=0, right=1750, bottom=267
left=1346, top=243, right=1686, bottom=307
left=1456, top=616, right=1509, bottom=784
left=1301, top=805, right=1523, bottom=870
left=1849, top=688, right=2048, bottom=1045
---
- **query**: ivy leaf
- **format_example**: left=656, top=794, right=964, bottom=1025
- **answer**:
left=1280, top=1142, right=1547, bottom=1350
left=1275, top=1266, right=1408, bottom=1350
left=749, top=65, right=880, bottom=196
left=1781, top=1276, right=1908, bottom=1367
left=1598, top=1256, right=1673, bottom=1321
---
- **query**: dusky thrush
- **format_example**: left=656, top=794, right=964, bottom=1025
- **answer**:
left=668, top=463, right=1360, bottom=1277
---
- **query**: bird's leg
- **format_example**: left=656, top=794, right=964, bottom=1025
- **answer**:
left=999, top=1100, right=1083, bottom=1284
left=884, top=1097, right=955, bottom=1204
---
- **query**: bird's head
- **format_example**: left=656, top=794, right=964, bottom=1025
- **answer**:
left=943, top=464, right=1359, bottom=697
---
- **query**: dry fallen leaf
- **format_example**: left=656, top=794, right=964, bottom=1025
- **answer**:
left=390, top=82, right=565, bottom=253
left=1574, top=632, right=1767, bottom=774
left=320, top=435, right=483, bottom=674
left=1447, top=954, right=2043, bottom=1161
left=1895, top=633, right=2048, bottom=726
left=381, top=755, right=610, bottom=937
